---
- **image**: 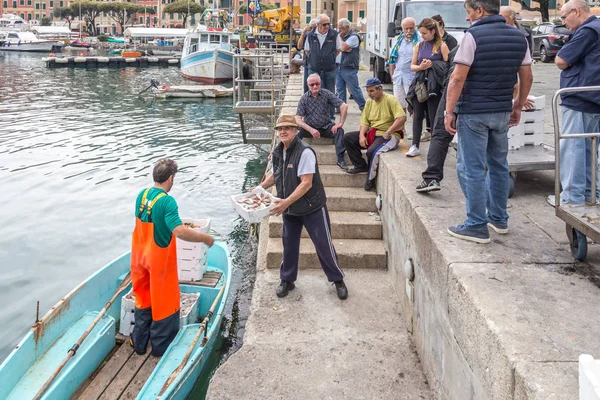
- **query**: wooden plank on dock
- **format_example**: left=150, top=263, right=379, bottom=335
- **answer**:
left=180, top=271, right=222, bottom=288
left=75, top=343, right=134, bottom=399
left=98, top=350, right=150, bottom=400
left=118, top=355, right=160, bottom=400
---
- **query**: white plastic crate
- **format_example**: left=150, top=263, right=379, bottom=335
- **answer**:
left=177, top=218, right=210, bottom=281
left=232, top=186, right=279, bottom=223
left=580, top=354, right=600, bottom=400
left=521, top=109, right=544, bottom=124
left=508, top=124, right=524, bottom=150
left=119, top=290, right=201, bottom=336
left=523, top=121, right=544, bottom=146
left=528, top=95, right=546, bottom=110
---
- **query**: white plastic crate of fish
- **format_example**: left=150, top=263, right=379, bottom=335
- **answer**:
left=119, top=290, right=201, bottom=336
left=232, top=186, right=279, bottom=223
left=177, top=218, right=210, bottom=281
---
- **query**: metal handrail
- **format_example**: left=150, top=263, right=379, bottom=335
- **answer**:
left=552, top=85, right=600, bottom=207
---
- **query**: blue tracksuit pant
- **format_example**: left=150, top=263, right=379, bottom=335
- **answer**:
left=280, top=206, right=344, bottom=283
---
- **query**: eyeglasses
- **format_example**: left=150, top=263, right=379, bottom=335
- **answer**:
left=560, top=9, right=575, bottom=20
left=319, top=23, right=330, bottom=26
left=308, top=82, right=321, bottom=87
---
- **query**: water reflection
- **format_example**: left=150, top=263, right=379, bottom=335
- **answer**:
left=0, top=52, right=265, bottom=370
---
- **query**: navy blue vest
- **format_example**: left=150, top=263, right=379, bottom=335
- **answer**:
left=340, top=31, right=361, bottom=70
left=272, top=136, right=327, bottom=216
left=306, top=29, right=338, bottom=73
left=560, top=17, right=600, bottom=113
left=456, top=14, right=527, bottom=114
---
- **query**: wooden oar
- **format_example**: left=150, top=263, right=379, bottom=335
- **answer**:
left=33, top=272, right=132, bottom=400
left=157, top=283, right=226, bottom=398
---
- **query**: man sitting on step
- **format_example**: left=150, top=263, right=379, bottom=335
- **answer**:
left=258, top=114, right=348, bottom=300
left=296, top=73, right=349, bottom=170
left=344, top=77, right=406, bottom=191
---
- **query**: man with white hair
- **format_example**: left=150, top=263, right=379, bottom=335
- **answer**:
left=388, top=17, right=419, bottom=116
left=499, top=6, right=533, bottom=56
left=335, top=18, right=366, bottom=111
left=554, top=0, right=600, bottom=206
left=304, top=14, right=342, bottom=118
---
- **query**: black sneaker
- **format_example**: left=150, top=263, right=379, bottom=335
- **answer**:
left=336, top=159, right=348, bottom=170
left=346, top=166, right=368, bottom=174
left=364, top=179, right=375, bottom=191
left=334, top=280, right=348, bottom=300
left=276, top=280, right=295, bottom=298
left=416, top=179, right=441, bottom=192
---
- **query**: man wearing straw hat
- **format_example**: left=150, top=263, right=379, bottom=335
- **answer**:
left=130, top=158, right=215, bottom=356
left=259, top=115, right=348, bottom=300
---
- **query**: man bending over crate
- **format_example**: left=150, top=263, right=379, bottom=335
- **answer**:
left=259, top=115, right=348, bottom=300
left=130, top=158, right=214, bottom=357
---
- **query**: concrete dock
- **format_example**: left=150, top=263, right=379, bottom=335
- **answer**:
left=208, top=64, right=600, bottom=399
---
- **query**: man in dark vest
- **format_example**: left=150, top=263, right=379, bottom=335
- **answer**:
left=305, top=14, right=341, bottom=118
left=444, top=0, right=533, bottom=244
left=554, top=0, right=600, bottom=206
left=259, top=115, right=348, bottom=300
left=335, top=18, right=366, bottom=111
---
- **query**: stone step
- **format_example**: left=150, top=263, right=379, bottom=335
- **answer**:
left=268, top=211, right=382, bottom=239
left=324, top=187, right=378, bottom=212
left=312, top=145, right=352, bottom=166
left=320, top=164, right=367, bottom=188
left=266, top=238, right=387, bottom=270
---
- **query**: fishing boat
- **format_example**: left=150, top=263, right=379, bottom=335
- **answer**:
left=0, top=31, right=57, bottom=52
left=0, top=241, right=231, bottom=400
left=180, top=25, right=236, bottom=84
left=153, top=84, right=233, bottom=99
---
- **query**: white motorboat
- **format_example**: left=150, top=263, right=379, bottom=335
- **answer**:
left=0, top=13, right=28, bottom=30
left=180, top=25, right=236, bottom=84
left=0, top=31, right=57, bottom=52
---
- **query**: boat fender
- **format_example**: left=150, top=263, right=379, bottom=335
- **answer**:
left=162, top=85, right=170, bottom=89
left=49, top=53, right=55, bottom=57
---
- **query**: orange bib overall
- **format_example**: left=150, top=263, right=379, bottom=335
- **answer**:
left=130, top=189, right=180, bottom=356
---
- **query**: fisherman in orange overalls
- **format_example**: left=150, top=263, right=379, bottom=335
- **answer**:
left=130, top=159, right=214, bottom=357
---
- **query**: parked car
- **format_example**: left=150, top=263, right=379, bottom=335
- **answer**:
left=531, top=23, right=572, bottom=63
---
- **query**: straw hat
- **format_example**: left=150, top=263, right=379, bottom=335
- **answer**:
left=275, top=115, right=298, bottom=128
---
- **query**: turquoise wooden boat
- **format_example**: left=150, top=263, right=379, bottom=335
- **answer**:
left=0, top=241, right=230, bottom=400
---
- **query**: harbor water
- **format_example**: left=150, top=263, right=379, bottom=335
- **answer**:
left=0, top=51, right=264, bottom=395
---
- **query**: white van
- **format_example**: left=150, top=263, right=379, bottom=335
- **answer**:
left=366, top=0, right=469, bottom=82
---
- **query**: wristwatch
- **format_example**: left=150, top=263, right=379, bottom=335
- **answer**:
left=444, top=111, right=455, bottom=118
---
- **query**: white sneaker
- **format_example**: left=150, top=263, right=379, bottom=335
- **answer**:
left=406, top=145, right=421, bottom=157
left=421, top=131, right=432, bottom=142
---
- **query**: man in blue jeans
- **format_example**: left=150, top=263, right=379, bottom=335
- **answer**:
left=444, top=0, right=533, bottom=244
left=335, top=18, right=366, bottom=111
left=555, top=0, right=600, bottom=206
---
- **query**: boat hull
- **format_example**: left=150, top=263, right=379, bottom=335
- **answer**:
left=0, top=241, right=231, bottom=400
left=180, top=48, right=234, bottom=84
left=0, top=42, right=54, bottom=52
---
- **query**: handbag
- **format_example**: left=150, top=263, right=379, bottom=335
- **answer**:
left=414, top=81, right=429, bottom=103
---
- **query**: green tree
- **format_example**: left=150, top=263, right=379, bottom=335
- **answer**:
left=163, top=0, right=205, bottom=27
left=238, top=4, right=247, bottom=14
left=40, top=16, right=52, bottom=25
left=513, top=0, right=551, bottom=22
left=260, top=3, right=277, bottom=11
left=69, top=1, right=104, bottom=36
left=103, top=2, right=155, bottom=33
left=53, top=6, right=76, bottom=30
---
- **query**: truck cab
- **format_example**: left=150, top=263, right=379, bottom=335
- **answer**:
left=366, top=0, right=469, bottom=82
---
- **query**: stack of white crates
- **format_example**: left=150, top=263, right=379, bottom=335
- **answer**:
left=580, top=354, right=600, bottom=399
left=509, top=95, right=546, bottom=150
left=177, top=218, right=211, bottom=282
left=119, top=290, right=200, bottom=336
